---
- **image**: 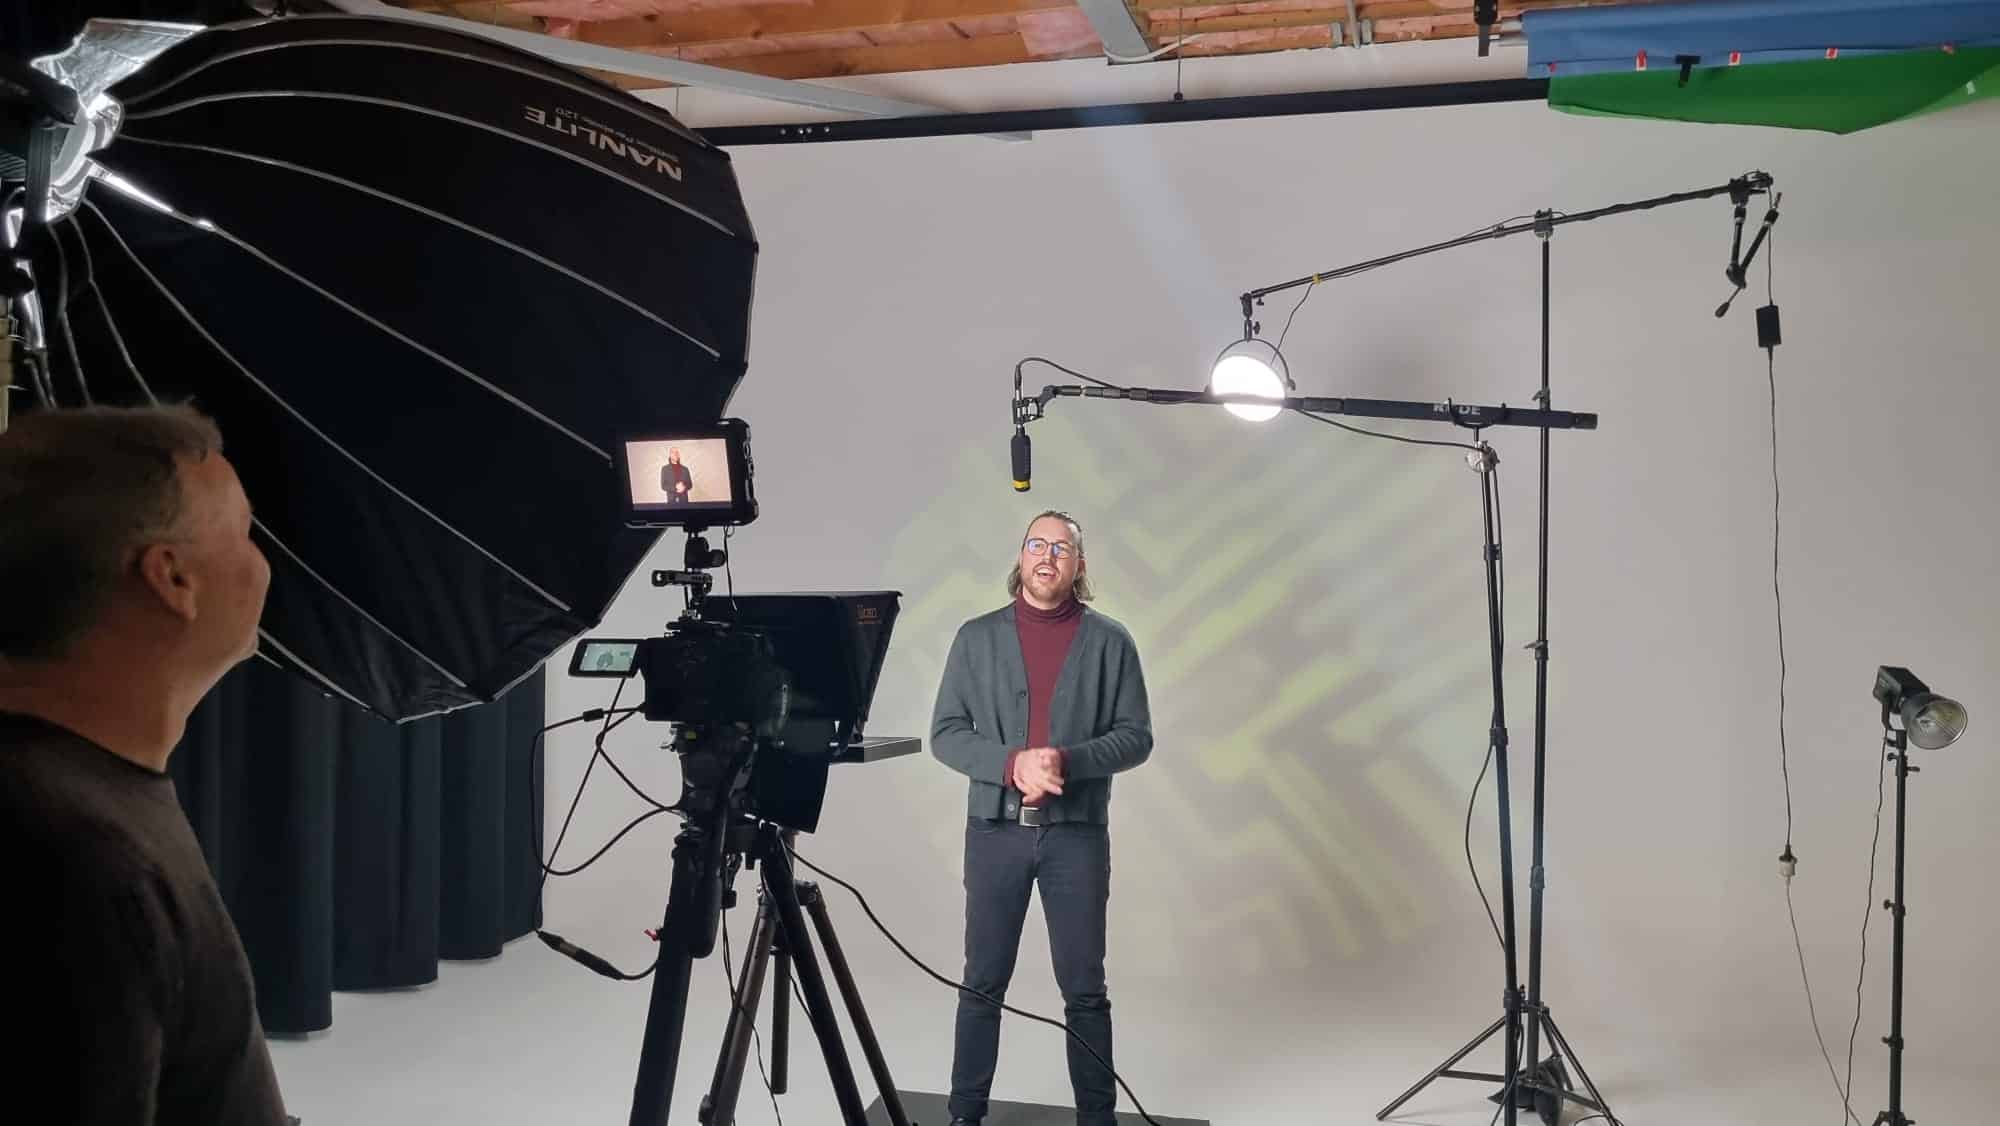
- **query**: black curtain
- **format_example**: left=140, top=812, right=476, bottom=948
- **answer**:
left=170, top=659, right=545, bottom=1035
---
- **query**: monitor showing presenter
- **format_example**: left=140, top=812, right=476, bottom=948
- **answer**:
left=618, top=422, right=760, bottom=530
left=625, top=438, right=732, bottom=507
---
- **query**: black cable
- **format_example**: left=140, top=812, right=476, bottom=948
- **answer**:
left=1841, top=734, right=1892, bottom=1121
left=593, top=714, right=673, bottom=811
left=1017, top=355, right=1123, bottom=392
left=1787, top=874, right=1864, bottom=1126
left=1291, top=405, right=1485, bottom=452
left=527, top=711, right=617, bottom=892
left=719, top=906, right=785, bottom=1126
left=1769, top=230, right=1794, bottom=859
left=1756, top=228, right=1858, bottom=1125
left=542, top=807, right=674, bottom=877
left=780, top=843, right=1166, bottom=1126
left=1274, top=281, right=1314, bottom=352
left=536, top=679, right=628, bottom=909
left=532, top=680, right=673, bottom=981
left=723, top=525, right=742, bottom=614
left=1464, top=743, right=1505, bottom=953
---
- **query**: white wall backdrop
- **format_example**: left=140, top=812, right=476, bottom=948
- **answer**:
left=270, top=88, right=2000, bottom=1126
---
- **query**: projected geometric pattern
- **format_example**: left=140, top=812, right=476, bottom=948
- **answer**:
left=881, top=405, right=1555, bottom=973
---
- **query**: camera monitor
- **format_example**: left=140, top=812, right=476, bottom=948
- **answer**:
left=619, top=419, right=757, bottom=528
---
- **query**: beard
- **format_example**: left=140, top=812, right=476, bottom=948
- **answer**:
left=1024, top=567, right=1070, bottom=602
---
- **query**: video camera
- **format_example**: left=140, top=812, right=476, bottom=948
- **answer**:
left=572, top=420, right=906, bottom=834
left=560, top=420, right=921, bottom=1126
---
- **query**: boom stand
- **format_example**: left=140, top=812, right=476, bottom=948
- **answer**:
left=1021, top=172, right=1781, bottom=1126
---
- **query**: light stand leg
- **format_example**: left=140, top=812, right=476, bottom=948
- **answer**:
left=1377, top=449, right=1524, bottom=1123
left=1873, top=731, right=1914, bottom=1126
left=1375, top=1015, right=1510, bottom=1120
left=1538, top=1012, right=1616, bottom=1122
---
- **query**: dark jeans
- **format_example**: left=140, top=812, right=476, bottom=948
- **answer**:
left=949, top=818, right=1114, bottom=1126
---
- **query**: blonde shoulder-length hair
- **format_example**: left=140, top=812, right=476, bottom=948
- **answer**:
left=1005, top=509, right=1094, bottom=603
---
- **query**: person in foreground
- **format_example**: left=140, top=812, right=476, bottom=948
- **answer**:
left=0, top=404, right=285, bottom=1124
left=931, top=510, right=1154, bottom=1126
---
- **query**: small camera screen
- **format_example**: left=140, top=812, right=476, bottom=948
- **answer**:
left=626, top=438, right=734, bottom=513
left=574, top=640, right=639, bottom=676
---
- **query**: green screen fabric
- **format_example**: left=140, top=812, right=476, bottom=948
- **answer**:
left=1549, top=46, right=2000, bottom=134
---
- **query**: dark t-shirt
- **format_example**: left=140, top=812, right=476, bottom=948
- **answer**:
left=0, top=711, right=287, bottom=1125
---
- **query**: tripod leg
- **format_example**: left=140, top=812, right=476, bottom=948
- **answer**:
left=802, top=884, right=913, bottom=1126
left=1375, top=1014, right=1509, bottom=1120
left=761, top=833, right=872, bottom=1126
left=629, top=820, right=722, bottom=1126
left=1539, top=1013, right=1620, bottom=1126
left=772, top=935, right=792, bottom=1094
left=702, top=891, right=781, bottom=1126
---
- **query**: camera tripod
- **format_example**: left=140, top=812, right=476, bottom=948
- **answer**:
left=624, top=720, right=911, bottom=1126
left=697, top=820, right=913, bottom=1126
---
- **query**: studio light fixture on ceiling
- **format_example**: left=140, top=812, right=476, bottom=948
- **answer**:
left=1208, top=337, right=1291, bottom=422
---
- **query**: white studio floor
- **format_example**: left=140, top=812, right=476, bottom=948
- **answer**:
left=265, top=918, right=1993, bottom=1126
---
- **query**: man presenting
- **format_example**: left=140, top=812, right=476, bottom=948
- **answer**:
left=661, top=446, right=692, bottom=504
left=931, top=510, right=1153, bottom=1126
left=0, top=405, right=285, bottom=1124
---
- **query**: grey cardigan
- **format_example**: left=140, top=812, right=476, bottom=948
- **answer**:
left=930, top=603, right=1153, bottom=824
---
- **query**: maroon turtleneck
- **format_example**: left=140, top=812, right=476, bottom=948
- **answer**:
left=1009, top=594, right=1083, bottom=788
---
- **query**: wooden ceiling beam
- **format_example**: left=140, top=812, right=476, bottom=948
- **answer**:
left=575, top=0, right=1075, bottom=48
left=1132, top=0, right=1544, bottom=12
left=1150, top=8, right=1474, bottom=35
left=607, top=32, right=1097, bottom=85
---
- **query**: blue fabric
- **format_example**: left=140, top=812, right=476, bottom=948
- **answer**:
left=1525, top=0, right=2000, bottom=76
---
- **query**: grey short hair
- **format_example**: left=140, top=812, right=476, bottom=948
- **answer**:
left=0, top=404, right=224, bottom=659
left=1006, top=509, right=1094, bottom=603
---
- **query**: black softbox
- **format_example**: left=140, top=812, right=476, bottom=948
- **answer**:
left=5, top=14, right=758, bottom=721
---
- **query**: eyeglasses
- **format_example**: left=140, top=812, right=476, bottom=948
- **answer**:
left=1023, top=537, right=1075, bottom=560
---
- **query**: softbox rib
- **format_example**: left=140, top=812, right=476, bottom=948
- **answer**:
left=125, top=91, right=740, bottom=239
left=56, top=216, right=152, bottom=403
left=118, top=20, right=711, bottom=149
left=252, top=518, right=470, bottom=690
left=81, top=199, right=574, bottom=615
left=97, top=182, right=617, bottom=462
left=117, top=135, right=721, bottom=359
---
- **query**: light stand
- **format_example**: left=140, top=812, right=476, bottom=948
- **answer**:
left=1869, top=666, right=1970, bottom=1126
left=1017, top=171, right=1780, bottom=1126
left=1876, top=718, right=1916, bottom=1126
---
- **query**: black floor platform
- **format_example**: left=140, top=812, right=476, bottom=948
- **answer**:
left=865, top=1090, right=1209, bottom=1126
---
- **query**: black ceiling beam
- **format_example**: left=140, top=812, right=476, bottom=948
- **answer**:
left=701, top=76, right=1549, bottom=146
